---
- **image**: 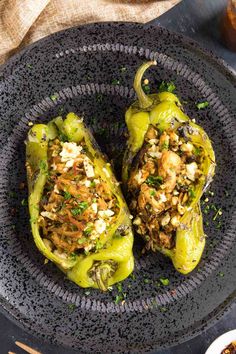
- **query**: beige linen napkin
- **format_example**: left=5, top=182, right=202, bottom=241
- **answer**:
left=0, top=0, right=180, bottom=65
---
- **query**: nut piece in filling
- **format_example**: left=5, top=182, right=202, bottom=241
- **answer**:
left=127, top=125, right=203, bottom=252
left=38, top=139, right=120, bottom=257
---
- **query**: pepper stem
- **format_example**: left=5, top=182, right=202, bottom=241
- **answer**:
left=133, top=61, right=157, bottom=109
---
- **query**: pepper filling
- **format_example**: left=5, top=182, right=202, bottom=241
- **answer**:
left=127, top=125, right=204, bottom=251
left=38, top=139, right=120, bottom=258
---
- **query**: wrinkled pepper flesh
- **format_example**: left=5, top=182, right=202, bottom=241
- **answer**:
left=26, top=112, right=134, bottom=290
left=122, top=61, right=215, bottom=274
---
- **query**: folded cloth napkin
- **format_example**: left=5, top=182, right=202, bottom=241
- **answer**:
left=0, top=0, right=180, bottom=65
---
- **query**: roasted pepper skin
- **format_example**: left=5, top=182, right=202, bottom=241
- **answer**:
left=26, top=113, right=134, bottom=289
left=122, top=62, right=216, bottom=274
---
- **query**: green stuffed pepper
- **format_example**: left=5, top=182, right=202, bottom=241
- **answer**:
left=26, top=112, right=134, bottom=291
left=122, top=61, right=215, bottom=274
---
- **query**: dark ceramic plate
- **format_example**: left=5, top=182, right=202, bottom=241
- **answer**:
left=0, top=23, right=235, bottom=353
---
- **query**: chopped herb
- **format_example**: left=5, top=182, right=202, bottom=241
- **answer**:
left=95, top=241, right=103, bottom=250
left=90, top=181, right=96, bottom=188
left=117, top=283, right=123, bottom=293
left=146, top=175, right=163, bottom=188
left=203, top=205, right=210, bottom=214
left=216, top=221, right=222, bottom=229
left=64, top=191, right=71, bottom=200
left=9, top=191, right=17, bottom=198
left=218, top=271, right=224, bottom=277
left=159, top=81, right=176, bottom=93
left=208, top=190, right=214, bottom=197
left=159, top=306, right=167, bottom=313
left=120, top=66, right=127, bottom=73
left=130, top=273, right=136, bottom=280
left=188, top=188, right=196, bottom=199
left=196, top=101, right=209, bottom=110
left=224, top=189, right=229, bottom=197
left=92, top=198, right=97, bottom=203
left=78, top=237, right=87, bottom=244
left=142, top=84, right=151, bottom=94
left=96, top=94, right=103, bottom=103
left=111, top=79, right=120, bottom=85
left=107, top=286, right=113, bottom=292
left=213, top=208, right=222, bottom=221
left=159, top=278, right=170, bottom=286
left=115, top=294, right=123, bottom=304
left=50, top=94, right=59, bottom=101
left=205, top=221, right=210, bottom=226
left=68, top=303, right=76, bottom=311
left=144, top=278, right=150, bottom=284
left=21, top=199, right=28, bottom=206
left=26, top=63, right=33, bottom=69
left=161, top=141, right=169, bottom=150
left=58, top=107, right=64, bottom=115
left=194, top=146, right=201, bottom=156
left=210, top=204, right=217, bottom=212
left=85, top=290, right=91, bottom=296
left=71, top=202, right=88, bottom=216
left=83, top=227, right=92, bottom=236
left=150, top=190, right=156, bottom=197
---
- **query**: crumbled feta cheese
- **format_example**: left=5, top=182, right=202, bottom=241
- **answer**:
left=149, top=139, right=158, bottom=145
left=53, top=184, right=60, bottom=194
left=60, top=142, right=82, bottom=161
left=91, top=203, right=98, bottom=214
left=84, top=180, right=91, bottom=187
left=148, top=151, right=162, bottom=159
left=180, top=142, right=193, bottom=152
left=83, top=157, right=95, bottom=178
left=41, top=211, right=56, bottom=220
left=186, top=162, right=198, bottom=181
left=94, top=219, right=106, bottom=234
left=134, top=170, right=143, bottom=184
left=98, top=209, right=114, bottom=218
left=159, top=193, right=167, bottom=203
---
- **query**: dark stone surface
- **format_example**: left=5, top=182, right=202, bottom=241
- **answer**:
left=0, top=1, right=235, bottom=353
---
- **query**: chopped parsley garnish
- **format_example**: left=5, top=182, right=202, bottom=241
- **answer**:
left=78, top=237, right=87, bottom=244
left=96, top=94, right=103, bottom=103
left=68, top=303, right=76, bottom=311
left=144, top=278, right=150, bottom=284
left=111, top=79, right=120, bottom=85
left=196, top=101, right=209, bottom=110
left=161, top=141, right=169, bottom=150
left=159, top=278, right=169, bottom=286
left=188, top=188, right=196, bottom=200
left=213, top=208, right=222, bottom=221
left=95, top=241, right=103, bottom=250
left=159, top=306, right=167, bottom=313
left=90, top=181, right=96, bottom=188
left=21, top=199, right=28, bottom=206
left=194, top=146, right=201, bottom=156
left=218, top=271, right=224, bottom=277
left=150, top=190, right=156, bottom=197
left=83, top=227, right=92, bottom=236
left=146, top=175, right=163, bottom=187
left=159, top=81, right=176, bottom=93
left=64, top=191, right=71, bottom=200
left=26, top=63, right=33, bottom=69
left=117, top=283, right=122, bottom=293
left=115, top=294, right=123, bottom=304
left=120, top=66, right=127, bottom=73
left=50, top=94, right=59, bottom=101
left=71, top=201, right=88, bottom=216
left=85, top=290, right=91, bottom=296
left=142, top=84, right=151, bottom=94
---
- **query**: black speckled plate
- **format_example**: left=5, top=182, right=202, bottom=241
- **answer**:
left=0, top=23, right=235, bottom=353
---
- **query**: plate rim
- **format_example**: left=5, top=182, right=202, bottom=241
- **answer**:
left=0, top=21, right=236, bottom=352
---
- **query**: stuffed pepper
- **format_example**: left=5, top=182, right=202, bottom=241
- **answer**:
left=26, top=112, right=134, bottom=290
left=122, top=61, right=215, bottom=274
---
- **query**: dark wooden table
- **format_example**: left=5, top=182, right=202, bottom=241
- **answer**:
left=1, top=0, right=236, bottom=353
